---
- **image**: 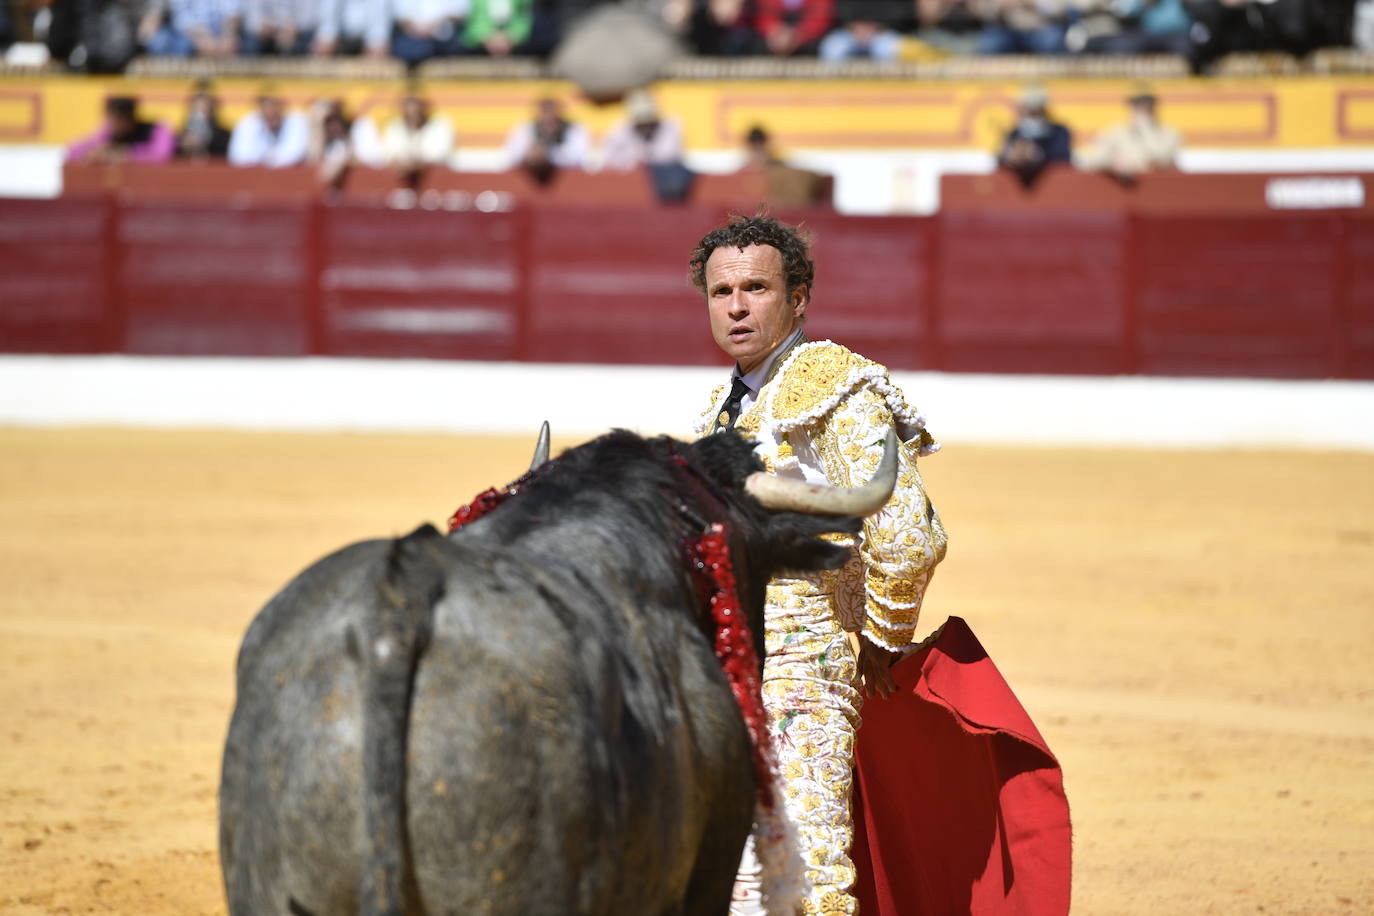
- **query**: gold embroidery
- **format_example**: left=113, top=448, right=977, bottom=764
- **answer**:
left=700, top=342, right=944, bottom=916
left=735, top=412, right=762, bottom=439
left=769, top=342, right=871, bottom=424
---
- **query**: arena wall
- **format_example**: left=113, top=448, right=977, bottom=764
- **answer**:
left=4, top=186, right=1371, bottom=379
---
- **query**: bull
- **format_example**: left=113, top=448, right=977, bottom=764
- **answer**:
left=219, top=425, right=897, bottom=916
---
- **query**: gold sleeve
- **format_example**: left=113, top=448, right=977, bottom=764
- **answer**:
left=810, top=384, right=948, bottom=649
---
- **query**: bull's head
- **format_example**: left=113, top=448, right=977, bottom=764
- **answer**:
left=519, top=420, right=896, bottom=603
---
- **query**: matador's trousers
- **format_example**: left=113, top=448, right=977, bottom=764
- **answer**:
left=731, top=575, right=865, bottom=916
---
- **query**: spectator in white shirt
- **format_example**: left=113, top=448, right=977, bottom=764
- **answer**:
left=227, top=92, right=310, bottom=167
left=381, top=94, right=456, bottom=180
left=599, top=90, right=685, bottom=172
left=502, top=96, right=589, bottom=184
left=311, top=0, right=388, bottom=54
left=391, top=0, right=469, bottom=66
left=242, top=0, right=320, bottom=53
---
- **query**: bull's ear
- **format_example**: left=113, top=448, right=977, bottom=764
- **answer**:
left=685, top=430, right=764, bottom=490
left=765, top=514, right=861, bottom=574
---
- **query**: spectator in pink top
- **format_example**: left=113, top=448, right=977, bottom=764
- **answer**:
left=67, top=97, right=176, bottom=164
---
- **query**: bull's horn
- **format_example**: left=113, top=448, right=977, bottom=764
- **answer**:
left=745, top=431, right=898, bottom=517
left=529, top=421, right=551, bottom=471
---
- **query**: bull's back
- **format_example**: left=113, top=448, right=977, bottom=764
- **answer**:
left=221, top=537, right=753, bottom=915
left=405, top=551, right=753, bottom=914
left=220, top=539, right=391, bottom=914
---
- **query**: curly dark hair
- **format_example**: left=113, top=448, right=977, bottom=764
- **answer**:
left=688, top=214, right=815, bottom=298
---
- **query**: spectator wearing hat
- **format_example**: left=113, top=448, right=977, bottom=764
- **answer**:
left=228, top=90, right=311, bottom=167
left=997, top=85, right=1072, bottom=187
left=600, top=90, right=685, bottom=172
left=1082, top=89, right=1180, bottom=181
left=68, top=96, right=176, bottom=163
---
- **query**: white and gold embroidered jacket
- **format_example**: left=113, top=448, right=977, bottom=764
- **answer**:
left=695, top=339, right=947, bottom=650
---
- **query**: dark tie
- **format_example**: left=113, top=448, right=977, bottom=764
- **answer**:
left=716, top=377, right=750, bottom=432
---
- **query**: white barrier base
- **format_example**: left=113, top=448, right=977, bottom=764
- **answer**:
left=2, top=355, right=1372, bottom=451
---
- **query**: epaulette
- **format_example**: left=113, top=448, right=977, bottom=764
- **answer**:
left=759, top=340, right=940, bottom=456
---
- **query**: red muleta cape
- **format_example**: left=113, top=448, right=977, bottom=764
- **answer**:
left=851, top=617, right=1073, bottom=915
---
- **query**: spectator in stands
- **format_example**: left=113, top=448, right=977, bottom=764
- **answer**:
left=381, top=93, right=456, bottom=186
left=390, top=0, right=467, bottom=66
left=819, top=0, right=911, bottom=61
left=503, top=96, right=589, bottom=184
left=1081, top=88, right=1179, bottom=181
left=743, top=123, right=783, bottom=169
left=308, top=98, right=383, bottom=190
left=241, top=0, right=318, bottom=52
left=44, top=0, right=144, bottom=72
left=997, top=85, right=1072, bottom=187
left=755, top=0, right=834, bottom=55
left=140, top=0, right=243, bottom=55
left=914, top=0, right=984, bottom=52
left=1185, top=0, right=1353, bottom=72
left=463, top=0, right=531, bottom=54
left=228, top=90, right=310, bottom=167
left=311, top=0, right=389, bottom=55
left=67, top=95, right=176, bottom=163
left=600, top=90, right=685, bottom=171
left=1065, top=0, right=1190, bottom=53
left=977, top=0, right=1068, bottom=53
left=176, top=86, right=231, bottom=158
left=665, top=0, right=757, bottom=54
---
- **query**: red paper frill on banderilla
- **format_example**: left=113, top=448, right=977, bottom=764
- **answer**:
left=850, top=616, right=1073, bottom=916
left=685, top=521, right=777, bottom=811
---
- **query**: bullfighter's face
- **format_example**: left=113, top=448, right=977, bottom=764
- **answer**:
left=704, top=244, right=808, bottom=376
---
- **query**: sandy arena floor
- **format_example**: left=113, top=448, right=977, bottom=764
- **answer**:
left=0, top=427, right=1371, bottom=915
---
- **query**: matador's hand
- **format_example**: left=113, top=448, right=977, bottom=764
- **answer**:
left=848, top=631, right=900, bottom=699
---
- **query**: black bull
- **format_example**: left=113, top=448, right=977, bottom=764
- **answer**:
left=219, top=429, right=893, bottom=915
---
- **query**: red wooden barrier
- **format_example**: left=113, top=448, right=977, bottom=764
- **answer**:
left=118, top=201, right=316, bottom=356
left=4, top=168, right=1373, bottom=380
left=0, top=197, right=116, bottom=353
left=319, top=206, right=524, bottom=361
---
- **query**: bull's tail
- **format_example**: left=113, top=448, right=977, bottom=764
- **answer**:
left=356, top=523, right=448, bottom=916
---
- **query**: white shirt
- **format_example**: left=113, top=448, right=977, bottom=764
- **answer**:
left=381, top=115, right=455, bottom=168
left=315, top=0, right=389, bottom=46
left=731, top=326, right=806, bottom=415
left=724, top=327, right=829, bottom=486
left=502, top=120, right=590, bottom=170
left=227, top=110, right=310, bottom=168
left=599, top=117, right=684, bottom=171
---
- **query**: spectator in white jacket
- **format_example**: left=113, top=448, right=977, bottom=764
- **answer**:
left=381, top=94, right=456, bottom=172
left=227, top=91, right=310, bottom=167
left=502, top=96, right=589, bottom=183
